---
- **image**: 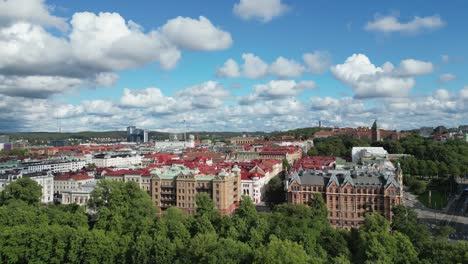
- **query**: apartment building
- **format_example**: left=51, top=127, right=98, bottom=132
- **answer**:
left=150, top=164, right=241, bottom=216
left=286, top=162, right=403, bottom=229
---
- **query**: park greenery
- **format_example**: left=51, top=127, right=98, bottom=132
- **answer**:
left=0, top=178, right=467, bottom=263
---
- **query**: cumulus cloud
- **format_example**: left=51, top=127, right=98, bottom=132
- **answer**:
left=175, top=81, right=231, bottom=108
left=303, top=51, right=332, bottom=74
left=269, top=57, right=305, bottom=78
left=161, top=16, right=232, bottom=51
left=239, top=80, right=314, bottom=104
left=0, top=9, right=233, bottom=98
left=0, top=0, right=68, bottom=31
left=438, top=73, right=456, bottom=83
left=216, top=59, right=240, bottom=78
left=242, top=53, right=269, bottom=79
left=1, top=85, right=467, bottom=132
left=397, top=59, right=433, bottom=76
left=331, top=54, right=434, bottom=98
left=217, top=52, right=331, bottom=79
left=365, top=14, right=445, bottom=34
left=233, top=0, right=289, bottom=22
left=461, top=86, right=468, bottom=100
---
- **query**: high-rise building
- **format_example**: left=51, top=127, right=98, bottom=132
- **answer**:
left=126, top=126, right=148, bottom=143
left=371, top=120, right=381, bottom=142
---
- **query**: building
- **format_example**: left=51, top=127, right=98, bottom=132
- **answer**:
left=419, top=127, right=434, bottom=137
left=371, top=120, right=381, bottom=142
left=126, top=126, right=149, bottom=143
left=150, top=164, right=241, bottom=216
left=229, top=136, right=259, bottom=145
left=154, top=139, right=195, bottom=150
left=286, top=162, right=403, bottom=229
left=0, top=170, right=54, bottom=203
left=21, top=158, right=87, bottom=173
left=240, top=160, right=281, bottom=203
left=92, top=153, right=142, bottom=168
left=351, top=147, right=388, bottom=163
left=102, top=168, right=151, bottom=193
left=50, top=140, right=70, bottom=147
left=61, top=180, right=97, bottom=206
left=54, top=172, right=94, bottom=194
left=235, top=146, right=302, bottom=164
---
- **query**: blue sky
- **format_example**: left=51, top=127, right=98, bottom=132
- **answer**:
left=0, top=0, right=466, bottom=132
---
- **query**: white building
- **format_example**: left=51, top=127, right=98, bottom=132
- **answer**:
left=92, top=154, right=142, bottom=168
left=61, top=180, right=97, bottom=206
left=54, top=173, right=94, bottom=194
left=154, top=139, right=195, bottom=150
left=0, top=170, right=54, bottom=203
left=21, top=158, right=87, bottom=173
left=351, top=147, right=388, bottom=163
left=241, top=162, right=281, bottom=204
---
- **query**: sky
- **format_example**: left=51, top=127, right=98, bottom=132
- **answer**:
left=0, top=0, right=467, bottom=132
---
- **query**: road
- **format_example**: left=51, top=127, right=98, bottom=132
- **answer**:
left=403, top=190, right=468, bottom=240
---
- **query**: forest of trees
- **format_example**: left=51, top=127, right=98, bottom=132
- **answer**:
left=0, top=178, right=467, bottom=264
left=307, top=134, right=468, bottom=179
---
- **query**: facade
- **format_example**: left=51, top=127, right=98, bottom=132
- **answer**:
left=0, top=170, right=54, bottom=203
left=240, top=161, right=281, bottom=203
left=102, top=168, right=151, bottom=193
left=61, top=180, right=96, bottom=206
left=235, top=146, right=302, bottom=164
left=351, top=147, right=388, bottom=163
left=54, top=172, right=94, bottom=194
left=371, top=120, right=381, bottom=142
left=150, top=164, right=241, bottom=216
left=154, top=139, right=195, bottom=150
left=21, top=158, right=86, bottom=173
left=126, top=126, right=148, bottom=143
left=286, top=163, right=403, bottom=229
left=92, top=153, right=142, bottom=168
left=229, top=136, right=259, bottom=145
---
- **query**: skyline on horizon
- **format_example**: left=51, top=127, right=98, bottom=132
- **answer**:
left=0, top=0, right=467, bottom=133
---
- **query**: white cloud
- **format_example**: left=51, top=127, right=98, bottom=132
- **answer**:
left=218, top=52, right=331, bottom=79
left=461, top=86, right=468, bottom=100
left=269, top=56, right=305, bottom=78
left=161, top=16, right=232, bottom=51
left=0, top=0, right=68, bottom=31
left=175, top=81, right=231, bottom=108
left=365, top=14, right=445, bottom=34
left=216, top=59, right=240, bottom=78
left=233, top=0, right=289, bottom=22
left=239, top=80, right=314, bottom=104
left=303, top=51, right=332, bottom=74
left=0, top=11, right=233, bottom=98
left=397, top=59, right=433, bottom=76
left=242, top=53, right=269, bottom=79
left=310, top=96, right=340, bottom=110
left=331, top=54, right=433, bottom=98
left=120, top=88, right=171, bottom=108
left=438, top=73, right=456, bottom=83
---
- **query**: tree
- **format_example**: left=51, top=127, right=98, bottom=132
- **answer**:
left=264, top=176, right=285, bottom=206
left=254, top=236, right=312, bottom=264
left=0, top=177, right=42, bottom=206
left=88, top=180, right=156, bottom=236
left=282, top=159, right=289, bottom=171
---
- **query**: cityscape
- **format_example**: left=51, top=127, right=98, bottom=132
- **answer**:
left=1, top=0, right=468, bottom=263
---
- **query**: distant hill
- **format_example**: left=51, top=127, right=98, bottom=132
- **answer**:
left=2, top=127, right=329, bottom=143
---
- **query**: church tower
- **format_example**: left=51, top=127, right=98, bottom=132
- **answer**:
left=371, top=120, right=381, bottom=142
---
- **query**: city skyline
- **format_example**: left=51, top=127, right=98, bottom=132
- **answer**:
left=0, top=0, right=467, bottom=132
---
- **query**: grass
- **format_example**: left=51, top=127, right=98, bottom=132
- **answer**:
left=418, top=190, right=449, bottom=210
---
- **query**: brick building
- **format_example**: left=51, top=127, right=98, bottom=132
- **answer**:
left=150, top=164, right=241, bottom=216
left=286, top=162, right=403, bottom=229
